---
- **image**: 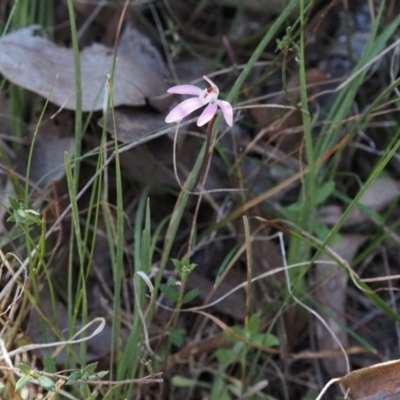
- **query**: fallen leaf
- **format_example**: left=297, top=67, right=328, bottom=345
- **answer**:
left=338, top=359, right=400, bottom=399
left=27, top=288, right=115, bottom=364
left=119, top=135, right=229, bottom=191
left=317, top=177, right=400, bottom=227
left=315, top=235, right=367, bottom=377
left=185, top=270, right=245, bottom=320
left=29, top=117, right=74, bottom=189
left=252, top=68, right=328, bottom=150
left=118, top=25, right=167, bottom=79
left=356, top=177, right=400, bottom=210
left=98, top=107, right=166, bottom=143
left=166, top=333, right=231, bottom=370
left=0, top=25, right=170, bottom=112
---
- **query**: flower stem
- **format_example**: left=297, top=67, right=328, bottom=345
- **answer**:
left=193, top=116, right=216, bottom=189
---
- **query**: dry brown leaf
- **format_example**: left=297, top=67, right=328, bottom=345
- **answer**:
left=0, top=25, right=170, bottom=112
left=29, top=117, right=74, bottom=189
left=28, top=288, right=115, bottom=364
left=252, top=68, right=328, bottom=150
left=356, top=177, right=400, bottom=210
left=98, top=107, right=166, bottom=143
left=166, top=333, right=230, bottom=369
left=317, top=177, right=400, bottom=227
left=186, top=271, right=245, bottom=320
left=118, top=25, right=167, bottom=80
left=338, top=359, right=400, bottom=399
left=119, top=135, right=229, bottom=191
left=315, top=235, right=367, bottom=377
left=174, top=59, right=214, bottom=83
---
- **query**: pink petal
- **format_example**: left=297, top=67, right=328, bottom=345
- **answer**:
left=165, top=97, right=204, bottom=123
left=197, top=103, right=217, bottom=126
left=167, top=84, right=203, bottom=96
left=216, top=100, right=233, bottom=127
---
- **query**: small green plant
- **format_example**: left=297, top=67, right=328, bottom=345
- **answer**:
left=159, top=257, right=199, bottom=353
left=159, top=257, right=199, bottom=306
left=66, top=362, right=108, bottom=389
left=16, top=363, right=55, bottom=393
left=7, top=196, right=41, bottom=227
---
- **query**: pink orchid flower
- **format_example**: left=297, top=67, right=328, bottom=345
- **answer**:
left=165, top=76, right=233, bottom=127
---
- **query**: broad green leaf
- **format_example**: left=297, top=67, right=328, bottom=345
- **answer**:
left=38, top=375, right=55, bottom=392
left=15, top=375, right=32, bottom=391
left=211, top=376, right=232, bottom=400
left=67, top=371, right=83, bottom=383
left=84, top=362, right=98, bottom=376
left=43, top=354, right=56, bottom=373
left=247, top=314, right=260, bottom=334
left=316, top=181, right=335, bottom=205
left=17, top=363, right=31, bottom=375
left=216, top=342, right=243, bottom=367
left=170, top=328, right=185, bottom=347
left=182, top=289, right=199, bottom=304
left=8, top=196, right=19, bottom=210
left=250, top=332, right=279, bottom=347
left=159, top=283, right=179, bottom=302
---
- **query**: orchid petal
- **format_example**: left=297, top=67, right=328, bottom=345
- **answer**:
left=165, top=97, right=204, bottom=123
left=197, top=103, right=217, bottom=126
left=167, top=85, right=203, bottom=96
left=216, top=100, right=233, bottom=127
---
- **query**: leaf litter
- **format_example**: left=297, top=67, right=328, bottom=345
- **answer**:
left=0, top=25, right=171, bottom=112
left=1, top=1, right=400, bottom=399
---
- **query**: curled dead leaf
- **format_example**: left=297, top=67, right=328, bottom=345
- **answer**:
left=339, top=359, right=400, bottom=399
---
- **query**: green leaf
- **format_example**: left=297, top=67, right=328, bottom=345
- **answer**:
left=182, top=289, right=199, bottom=304
left=315, top=181, right=335, bottom=205
left=17, top=362, right=31, bottom=375
left=67, top=371, right=83, bottom=383
left=216, top=342, right=243, bottom=367
left=159, top=283, right=179, bottom=302
left=211, top=376, right=232, bottom=400
left=172, top=257, right=197, bottom=277
left=7, top=214, right=16, bottom=223
left=247, top=314, right=260, bottom=334
left=250, top=332, right=279, bottom=347
left=83, top=362, right=98, bottom=376
left=171, top=375, right=198, bottom=387
left=224, top=325, right=279, bottom=348
left=171, top=258, right=181, bottom=270
left=67, top=364, right=108, bottom=384
left=170, top=328, right=185, bottom=347
left=231, top=326, right=249, bottom=340
left=280, top=203, right=300, bottom=222
left=8, top=196, right=20, bottom=210
left=38, top=375, right=55, bottom=392
left=95, top=370, right=108, bottom=379
left=216, top=348, right=230, bottom=366
left=227, top=382, right=242, bottom=397
left=43, top=354, right=56, bottom=373
left=313, top=220, right=341, bottom=244
left=15, top=375, right=32, bottom=391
